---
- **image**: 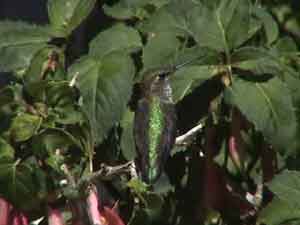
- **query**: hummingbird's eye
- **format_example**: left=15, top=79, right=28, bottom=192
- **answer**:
left=159, top=73, right=167, bottom=79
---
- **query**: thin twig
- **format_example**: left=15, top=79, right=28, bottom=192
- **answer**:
left=62, top=123, right=205, bottom=188
left=69, top=72, right=79, bottom=87
left=175, top=123, right=204, bottom=145
left=78, top=161, right=134, bottom=187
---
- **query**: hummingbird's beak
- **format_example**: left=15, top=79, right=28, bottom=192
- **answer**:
left=173, top=57, right=199, bottom=71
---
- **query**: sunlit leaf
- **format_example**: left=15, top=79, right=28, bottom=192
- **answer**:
left=0, top=138, right=14, bottom=162
left=89, top=24, right=142, bottom=58
left=68, top=52, right=135, bottom=144
left=259, top=197, right=300, bottom=225
left=47, top=0, right=97, bottom=36
left=120, top=110, right=136, bottom=161
left=0, top=160, right=43, bottom=210
left=142, top=32, right=180, bottom=70
left=0, top=21, right=51, bottom=73
left=254, top=7, right=279, bottom=45
left=170, top=65, right=215, bottom=102
left=10, top=114, right=42, bottom=142
left=103, top=0, right=170, bottom=19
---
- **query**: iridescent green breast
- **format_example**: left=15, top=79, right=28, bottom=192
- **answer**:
left=147, top=96, right=164, bottom=182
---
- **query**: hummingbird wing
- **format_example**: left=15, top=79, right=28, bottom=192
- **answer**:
left=160, top=101, right=177, bottom=167
left=134, top=97, right=176, bottom=184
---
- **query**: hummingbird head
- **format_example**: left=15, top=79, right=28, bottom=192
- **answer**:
left=141, top=58, right=198, bottom=100
left=141, top=67, right=173, bottom=101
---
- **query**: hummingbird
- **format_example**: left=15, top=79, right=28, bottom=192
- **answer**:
left=134, top=60, right=196, bottom=184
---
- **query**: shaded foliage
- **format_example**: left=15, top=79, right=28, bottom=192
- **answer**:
left=0, top=0, right=300, bottom=224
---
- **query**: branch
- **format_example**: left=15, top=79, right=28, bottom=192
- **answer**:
left=78, top=161, right=134, bottom=187
left=61, top=123, right=205, bottom=188
left=175, top=123, right=204, bottom=145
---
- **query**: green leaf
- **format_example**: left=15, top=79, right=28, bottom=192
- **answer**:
left=271, top=37, right=299, bottom=59
left=24, top=47, right=57, bottom=84
left=254, top=7, right=279, bottom=45
left=0, top=21, right=51, bottom=47
left=0, top=138, right=14, bottom=162
left=24, top=81, right=48, bottom=103
left=143, top=193, right=164, bottom=219
left=224, top=77, right=297, bottom=152
left=68, top=53, right=135, bottom=144
left=190, top=0, right=251, bottom=51
left=140, top=0, right=251, bottom=52
left=45, top=82, right=84, bottom=124
left=103, top=3, right=139, bottom=20
left=103, top=0, right=170, bottom=20
left=0, top=87, right=14, bottom=106
left=120, top=110, right=136, bottom=161
left=170, top=65, right=215, bottom=102
left=127, top=178, right=148, bottom=194
left=138, top=0, right=197, bottom=36
left=46, top=82, right=77, bottom=107
left=47, top=0, right=97, bottom=36
left=232, top=47, right=281, bottom=75
left=45, top=153, right=65, bottom=173
left=0, top=160, right=41, bottom=210
left=142, top=32, right=181, bottom=70
left=31, top=129, right=74, bottom=158
left=268, top=170, right=300, bottom=207
left=153, top=173, right=174, bottom=195
left=0, top=21, right=51, bottom=73
left=10, top=113, right=42, bottom=142
left=259, top=197, right=300, bottom=225
left=89, top=24, right=142, bottom=58
left=259, top=170, right=300, bottom=225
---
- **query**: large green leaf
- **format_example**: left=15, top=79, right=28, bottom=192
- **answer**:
left=254, top=7, right=279, bottom=45
left=68, top=52, right=135, bottom=144
left=142, top=34, right=219, bottom=74
left=103, top=2, right=141, bottom=20
left=10, top=113, right=42, bottom=142
left=259, top=197, right=300, bottom=225
left=270, top=38, right=300, bottom=104
left=0, top=21, right=51, bottom=73
left=89, top=24, right=142, bottom=58
left=0, top=160, right=41, bottom=210
left=142, top=32, right=181, bottom=70
left=231, top=47, right=281, bottom=75
left=259, top=170, right=300, bottom=225
left=47, top=0, right=97, bottom=36
left=190, top=0, right=251, bottom=52
left=0, top=138, right=14, bottom=162
left=224, top=77, right=297, bottom=151
left=0, top=87, right=14, bottom=107
left=140, top=0, right=251, bottom=52
left=31, top=129, right=78, bottom=158
left=138, top=0, right=197, bottom=36
left=0, top=21, right=51, bottom=47
left=272, top=37, right=299, bottom=57
left=120, top=110, right=136, bottom=161
left=103, top=0, right=170, bottom=20
left=232, top=46, right=300, bottom=105
left=46, top=82, right=77, bottom=108
left=170, top=65, right=216, bottom=102
left=268, top=170, right=300, bottom=207
left=24, top=46, right=57, bottom=84
left=46, top=82, right=84, bottom=125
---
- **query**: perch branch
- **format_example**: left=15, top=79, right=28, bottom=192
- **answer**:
left=62, top=123, right=205, bottom=188
left=175, top=123, right=204, bottom=145
left=78, top=161, right=134, bottom=187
